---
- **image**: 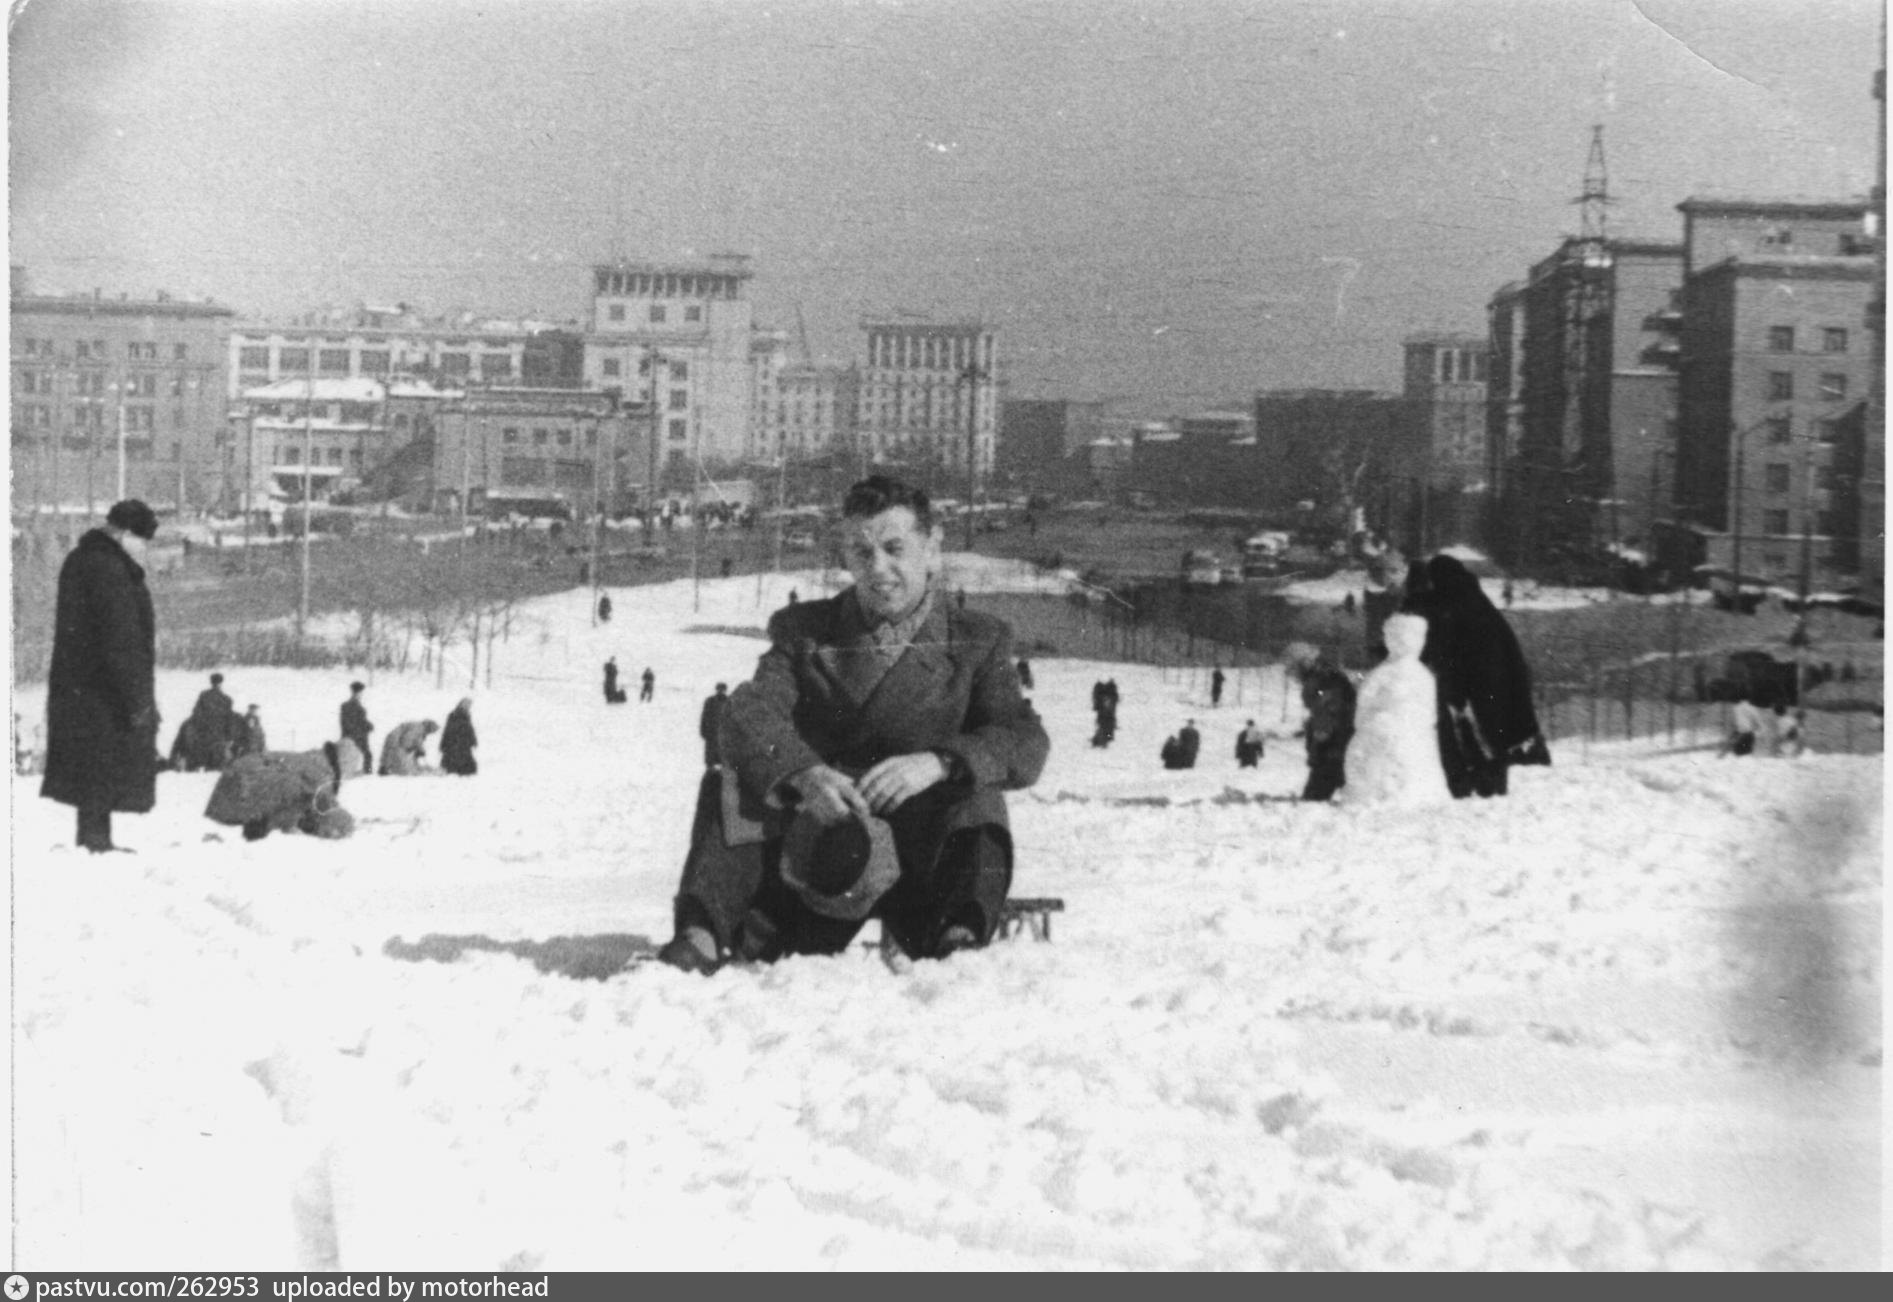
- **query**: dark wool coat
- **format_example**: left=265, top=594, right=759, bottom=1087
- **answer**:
left=719, top=590, right=1049, bottom=873
left=439, top=706, right=478, bottom=775
left=205, top=746, right=342, bottom=835
left=698, top=690, right=731, bottom=767
left=1402, top=555, right=1550, bottom=799
left=41, top=529, right=158, bottom=814
left=340, top=696, right=372, bottom=744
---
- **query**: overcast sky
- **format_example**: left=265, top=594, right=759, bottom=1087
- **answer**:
left=8, top=0, right=1882, bottom=415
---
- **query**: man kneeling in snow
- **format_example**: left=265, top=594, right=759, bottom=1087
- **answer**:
left=205, top=742, right=354, bottom=841
left=658, top=475, right=1051, bottom=974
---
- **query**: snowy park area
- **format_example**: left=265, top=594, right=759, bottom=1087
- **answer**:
left=6, top=559, right=1883, bottom=1270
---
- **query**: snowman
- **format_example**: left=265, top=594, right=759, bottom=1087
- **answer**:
left=1341, top=612, right=1450, bottom=807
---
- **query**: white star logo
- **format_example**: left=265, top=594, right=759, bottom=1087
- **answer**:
left=5, top=1276, right=30, bottom=1301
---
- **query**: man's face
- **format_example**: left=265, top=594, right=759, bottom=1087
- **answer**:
left=842, top=506, right=938, bottom=623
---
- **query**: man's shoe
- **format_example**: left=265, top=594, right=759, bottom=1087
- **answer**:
left=656, top=927, right=723, bottom=976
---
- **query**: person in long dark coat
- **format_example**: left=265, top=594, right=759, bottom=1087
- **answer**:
left=1209, top=667, right=1225, bottom=707
left=1400, top=554, right=1550, bottom=799
left=41, top=499, right=161, bottom=852
left=339, top=682, right=374, bottom=773
left=185, top=672, right=238, bottom=770
left=603, top=657, right=624, bottom=704
left=1296, top=656, right=1356, bottom=801
left=439, top=698, right=478, bottom=775
left=639, top=666, right=655, bottom=702
left=698, top=682, right=731, bottom=768
left=1177, top=718, right=1202, bottom=768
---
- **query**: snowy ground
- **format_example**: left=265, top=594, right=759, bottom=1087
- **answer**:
left=7, top=559, right=1883, bottom=1270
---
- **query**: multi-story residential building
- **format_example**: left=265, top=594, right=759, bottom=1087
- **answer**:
left=432, top=388, right=635, bottom=516
left=1401, top=333, right=1489, bottom=488
left=998, top=398, right=1106, bottom=492
left=583, top=255, right=756, bottom=488
left=1483, top=283, right=1527, bottom=514
left=1678, top=196, right=1877, bottom=274
left=767, top=363, right=859, bottom=463
left=12, top=278, right=233, bottom=518
left=1664, top=253, right=1876, bottom=594
left=227, top=306, right=576, bottom=397
left=1497, top=236, right=1685, bottom=572
left=855, top=320, right=998, bottom=482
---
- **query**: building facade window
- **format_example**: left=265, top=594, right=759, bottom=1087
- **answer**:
left=532, top=428, right=548, bottom=446
left=479, top=354, right=513, bottom=379
left=318, top=349, right=351, bottom=375
left=608, top=305, right=625, bottom=322
left=1819, top=373, right=1848, bottom=401
left=1816, top=510, right=1838, bottom=535
left=1767, top=326, right=1795, bottom=352
left=238, top=346, right=270, bottom=371
left=670, top=362, right=688, bottom=381
left=1764, top=416, right=1791, bottom=444
left=1815, top=417, right=1840, bottom=443
left=603, top=358, right=621, bottom=378
left=280, top=348, right=310, bottom=373
left=684, top=306, right=702, bottom=322
left=669, top=389, right=688, bottom=411
left=359, top=350, right=389, bottom=374
left=502, top=427, right=519, bottom=444
left=557, top=430, right=572, bottom=447
left=649, top=306, right=667, bottom=324
left=1823, top=327, right=1849, bottom=353
left=1763, top=509, right=1790, bottom=534
left=174, top=344, right=189, bottom=361
left=668, top=418, right=688, bottom=441
left=1768, top=371, right=1794, bottom=401
left=440, top=353, right=470, bottom=376
left=1764, top=463, right=1791, bottom=494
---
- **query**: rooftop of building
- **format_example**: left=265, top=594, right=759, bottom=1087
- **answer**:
left=1677, top=194, right=1871, bottom=218
left=858, top=316, right=991, bottom=334
left=593, top=253, right=754, bottom=278
left=12, top=288, right=234, bottom=318
left=1403, top=331, right=1488, bottom=348
left=1693, top=253, right=1880, bottom=281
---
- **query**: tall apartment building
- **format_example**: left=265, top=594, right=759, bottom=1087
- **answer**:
left=1497, top=237, right=1684, bottom=571
left=1483, top=284, right=1527, bottom=513
left=583, top=256, right=756, bottom=490
left=855, top=321, right=998, bottom=483
left=1665, top=254, right=1876, bottom=593
left=12, top=279, right=233, bottom=517
left=1401, top=333, right=1489, bottom=489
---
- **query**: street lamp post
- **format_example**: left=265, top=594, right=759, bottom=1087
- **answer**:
left=958, top=358, right=988, bottom=553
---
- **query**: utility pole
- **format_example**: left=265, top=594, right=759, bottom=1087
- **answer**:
left=591, top=405, right=605, bottom=626
left=298, top=350, right=314, bottom=640
left=1729, top=422, right=1746, bottom=614
left=115, top=375, right=128, bottom=502
left=645, top=344, right=664, bottom=537
left=958, top=354, right=988, bottom=553
left=242, top=408, right=254, bottom=572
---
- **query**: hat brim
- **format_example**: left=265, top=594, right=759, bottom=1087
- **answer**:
left=778, top=811, right=901, bottom=921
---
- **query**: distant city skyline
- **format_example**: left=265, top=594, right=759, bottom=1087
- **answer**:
left=9, top=0, right=1881, bottom=417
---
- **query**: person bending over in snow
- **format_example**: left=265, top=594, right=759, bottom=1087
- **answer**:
left=658, top=475, right=1049, bottom=975
left=379, top=719, right=439, bottom=775
left=205, top=742, right=354, bottom=841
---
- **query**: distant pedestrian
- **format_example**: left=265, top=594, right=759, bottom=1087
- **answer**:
left=440, top=698, right=478, bottom=776
left=1209, top=667, right=1225, bottom=707
left=1292, top=649, right=1355, bottom=802
left=1342, top=592, right=1356, bottom=616
left=698, top=682, right=731, bottom=768
left=42, top=499, right=162, bottom=853
left=1235, top=719, right=1265, bottom=768
left=598, top=594, right=613, bottom=623
left=1160, top=733, right=1184, bottom=769
left=1178, top=718, right=1201, bottom=768
left=1016, top=657, right=1034, bottom=691
left=340, top=682, right=375, bottom=772
left=379, top=719, right=439, bottom=776
left=184, top=672, right=240, bottom=771
left=234, top=705, right=266, bottom=760
left=640, top=667, right=655, bottom=702
left=788, top=588, right=799, bottom=605
left=1091, top=699, right=1117, bottom=749
left=604, top=656, right=626, bottom=704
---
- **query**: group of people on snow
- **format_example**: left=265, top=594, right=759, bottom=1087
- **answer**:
left=601, top=657, right=655, bottom=705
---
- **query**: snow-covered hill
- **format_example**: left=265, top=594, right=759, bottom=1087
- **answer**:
left=7, top=563, right=1882, bottom=1269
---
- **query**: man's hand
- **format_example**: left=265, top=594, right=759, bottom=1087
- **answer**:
left=857, top=752, right=949, bottom=816
left=785, top=764, right=873, bottom=825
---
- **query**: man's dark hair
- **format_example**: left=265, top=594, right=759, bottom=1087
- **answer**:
left=842, top=475, right=935, bottom=534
